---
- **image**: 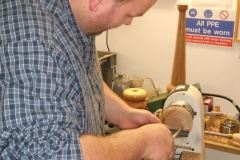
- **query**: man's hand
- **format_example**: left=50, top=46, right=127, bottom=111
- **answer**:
left=140, top=123, right=175, bottom=159
left=104, top=83, right=161, bottom=128
left=117, top=108, right=161, bottom=129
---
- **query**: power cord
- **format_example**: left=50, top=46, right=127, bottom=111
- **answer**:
left=106, top=30, right=110, bottom=52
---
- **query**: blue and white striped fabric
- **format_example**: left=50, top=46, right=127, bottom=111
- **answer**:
left=0, top=0, right=105, bottom=159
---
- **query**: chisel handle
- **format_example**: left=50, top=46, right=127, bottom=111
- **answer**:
left=230, top=133, right=240, bottom=142
left=205, top=131, right=240, bottom=142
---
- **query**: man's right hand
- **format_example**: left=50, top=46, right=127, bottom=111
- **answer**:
left=139, top=123, right=175, bottom=160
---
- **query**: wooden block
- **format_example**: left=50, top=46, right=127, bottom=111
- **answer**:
left=180, top=151, right=203, bottom=160
left=214, top=105, right=220, bottom=112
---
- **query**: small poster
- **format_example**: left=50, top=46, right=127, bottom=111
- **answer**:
left=186, top=8, right=236, bottom=47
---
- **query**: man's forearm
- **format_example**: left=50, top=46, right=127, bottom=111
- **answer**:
left=80, top=123, right=174, bottom=160
left=103, top=82, right=131, bottom=126
left=80, top=127, right=146, bottom=160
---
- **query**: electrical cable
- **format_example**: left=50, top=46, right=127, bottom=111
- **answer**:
left=106, top=30, right=110, bottom=52
left=106, top=30, right=115, bottom=74
left=113, top=67, right=116, bottom=73
left=202, top=92, right=240, bottom=114
left=105, top=30, right=117, bottom=90
left=105, top=31, right=116, bottom=75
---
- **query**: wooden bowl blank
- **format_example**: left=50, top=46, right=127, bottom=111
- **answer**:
left=160, top=106, right=193, bottom=131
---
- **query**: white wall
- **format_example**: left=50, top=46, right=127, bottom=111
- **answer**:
left=96, top=0, right=240, bottom=159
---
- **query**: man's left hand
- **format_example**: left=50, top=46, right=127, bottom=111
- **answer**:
left=117, top=108, right=162, bottom=130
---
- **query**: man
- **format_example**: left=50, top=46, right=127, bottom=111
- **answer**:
left=0, top=0, right=174, bottom=159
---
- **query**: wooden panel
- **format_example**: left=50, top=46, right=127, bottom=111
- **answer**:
left=235, top=0, right=240, bottom=42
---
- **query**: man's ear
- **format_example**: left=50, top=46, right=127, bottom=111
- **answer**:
left=89, top=0, right=104, bottom=11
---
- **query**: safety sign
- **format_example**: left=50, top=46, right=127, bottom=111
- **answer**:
left=186, top=8, right=236, bottom=47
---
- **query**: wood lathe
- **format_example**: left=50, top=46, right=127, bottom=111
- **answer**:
left=157, top=84, right=205, bottom=160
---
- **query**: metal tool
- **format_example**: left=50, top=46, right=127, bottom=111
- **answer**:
left=172, top=127, right=183, bottom=138
left=167, top=125, right=189, bottom=137
left=220, top=118, right=239, bottom=134
left=204, top=112, right=225, bottom=117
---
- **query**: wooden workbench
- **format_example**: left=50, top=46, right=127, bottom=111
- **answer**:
left=204, top=105, right=240, bottom=155
left=204, top=135, right=240, bottom=155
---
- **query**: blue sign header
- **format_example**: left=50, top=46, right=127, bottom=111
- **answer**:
left=186, top=18, right=234, bottom=38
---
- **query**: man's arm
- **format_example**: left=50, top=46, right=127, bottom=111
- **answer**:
left=78, top=83, right=174, bottom=159
left=80, top=123, right=174, bottom=160
left=103, top=82, right=132, bottom=127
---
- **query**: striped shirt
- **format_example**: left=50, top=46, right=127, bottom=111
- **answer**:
left=0, top=0, right=105, bottom=159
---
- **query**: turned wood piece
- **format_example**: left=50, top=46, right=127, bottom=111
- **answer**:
left=123, top=88, right=147, bottom=109
left=123, top=88, right=147, bottom=101
left=124, top=100, right=147, bottom=110
left=159, top=106, right=193, bottom=130
left=166, top=5, right=188, bottom=94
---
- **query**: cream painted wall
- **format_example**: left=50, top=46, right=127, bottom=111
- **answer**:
left=96, top=1, right=240, bottom=159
